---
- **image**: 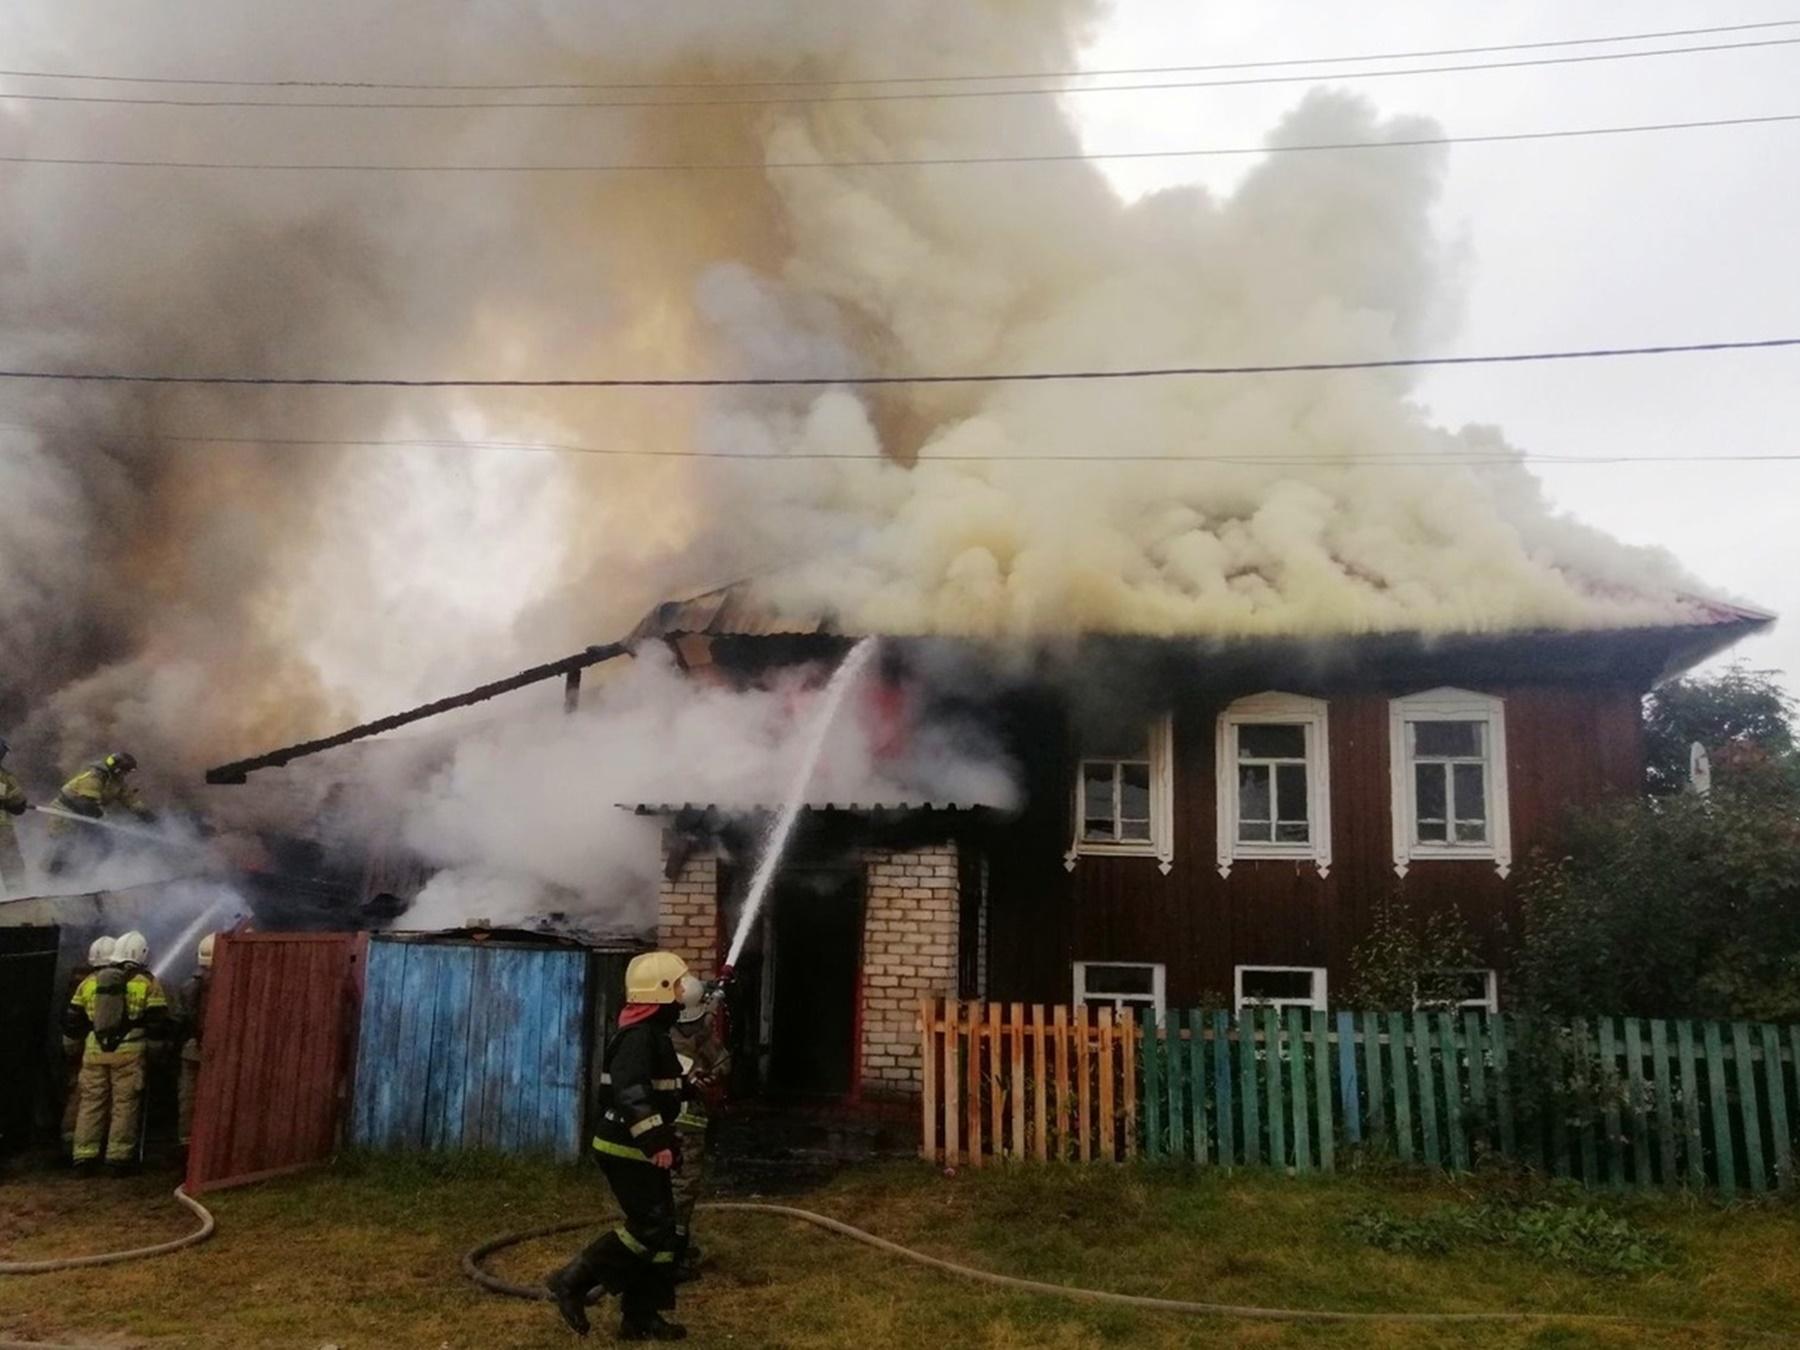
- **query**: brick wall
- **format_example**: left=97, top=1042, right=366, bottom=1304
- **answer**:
left=860, top=843, right=962, bottom=1097
left=657, top=848, right=718, bottom=980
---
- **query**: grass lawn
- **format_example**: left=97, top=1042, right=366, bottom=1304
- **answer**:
left=2, top=1154, right=1796, bottom=1348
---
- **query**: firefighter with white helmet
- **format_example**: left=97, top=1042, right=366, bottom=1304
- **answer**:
left=59, top=935, right=118, bottom=1151
left=176, top=933, right=219, bottom=1154
left=63, top=929, right=169, bottom=1174
left=669, top=972, right=730, bottom=1282
left=546, top=949, right=691, bottom=1341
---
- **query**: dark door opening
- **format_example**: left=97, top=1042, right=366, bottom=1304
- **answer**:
left=0, top=924, right=61, bottom=1154
left=766, top=869, right=864, bottom=1099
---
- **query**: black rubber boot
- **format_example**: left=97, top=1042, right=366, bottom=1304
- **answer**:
left=619, top=1311, right=687, bottom=1342
left=674, top=1243, right=703, bottom=1285
left=544, top=1269, right=592, bottom=1337
left=70, top=1158, right=100, bottom=1179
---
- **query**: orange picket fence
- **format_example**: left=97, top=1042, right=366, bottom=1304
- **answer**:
left=918, top=998, right=1138, bottom=1165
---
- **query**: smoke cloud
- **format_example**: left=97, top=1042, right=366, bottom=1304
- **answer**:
left=0, top=2, right=1723, bottom=923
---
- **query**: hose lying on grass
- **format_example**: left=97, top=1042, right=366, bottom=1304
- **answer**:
left=0, top=1186, right=215, bottom=1274
left=467, top=1202, right=1644, bottom=1327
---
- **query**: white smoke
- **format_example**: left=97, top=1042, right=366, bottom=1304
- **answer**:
left=0, top=3, right=1736, bottom=928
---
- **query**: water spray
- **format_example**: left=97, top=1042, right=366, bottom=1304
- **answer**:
left=722, top=638, right=879, bottom=971
left=31, top=803, right=175, bottom=846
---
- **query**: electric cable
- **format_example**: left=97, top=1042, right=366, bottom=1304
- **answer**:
left=463, top=1205, right=1761, bottom=1333
left=3, top=36, right=1797, bottom=110
left=0, top=336, right=1795, bottom=389
left=4, top=18, right=1796, bottom=91
left=5, top=110, right=1797, bottom=174
left=0, top=1186, right=214, bottom=1274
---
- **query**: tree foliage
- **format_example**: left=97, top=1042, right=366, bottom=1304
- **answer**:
left=1642, top=664, right=1795, bottom=796
left=1346, top=893, right=1482, bottom=1011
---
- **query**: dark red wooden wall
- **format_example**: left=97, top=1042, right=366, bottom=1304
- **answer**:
left=983, top=681, right=1646, bottom=1008
left=187, top=932, right=365, bottom=1192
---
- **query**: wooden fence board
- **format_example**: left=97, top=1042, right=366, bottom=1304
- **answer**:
left=1141, top=1010, right=1163, bottom=1160
left=1762, top=1023, right=1791, bottom=1189
left=1052, top=1005, right=1069, bottom=1161
left=1413, top=1012, right=1441, bottom=1168
left=1702, top=1019, right=1734, bottom=1199
left=1312, top=1012, right=1335, bottom=1173
left=1098, top=1009, right=1117, bottom=1161
left=1650, top=1019, right=1677, bottom=1189
left=1075, top=1004, right=1093, bottom=1163
left=1213, top=1011, right=1235, bottom=1167
left=1286, top=1009, right=1311, bottom=1174
left=989, top=1003, right=1005, bottom=1159
left=1598, top=1018, right=1624, bottom=1189
left=1731, top=1021, right=1766, bottom=1194
left=1437, top=1014, right=1465, bottom=1172
left=1491, top=1015, right=1516, bottom=1161
left=1387, top=1013, right=1414, bottom=1163
left=966, top=1002, right=983, bottom=1168
left=1624, top=1019, right=1651, bottom=1188
left=1264, top=1010, right=1286, bottom=1170
left=1123, top=1012, right=1138, bottom=1162
left=1337, top=1011, right=1362, bottom=1147
left=943, top=1004, right=960, bottom=1166
left=920, top=1000, right=936, bottom=1161
left=1677, top=1020, right=1704, bottom=1188
left=1010, top=1004, right=1027, bottom=1160
left=1032, top=1005, right=1049, bottom=1163
left=1163, top=1013, right=1183, bottom=1160
left=1462, top=1012, right=1488, bottom=1162
left=1361, top=1011, right=1386, bottom=1143
left=1188, top=1010, right=1208, bottom=1164
left=1240, top=1015, right=1262, bottom=1166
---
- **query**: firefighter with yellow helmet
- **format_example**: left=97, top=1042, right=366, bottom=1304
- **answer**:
left=62, top=929, right=169, bottom=1175
left=546, top=950, right=691, bottom=1342
left=669, top=973, right=730, bottom=1282
left=46, top=752, right=155, bottom=874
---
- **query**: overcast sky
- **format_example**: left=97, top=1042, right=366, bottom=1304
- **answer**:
left=1078, top=0, right=1798, bottom=690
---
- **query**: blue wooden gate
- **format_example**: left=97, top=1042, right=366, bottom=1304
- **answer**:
left=351, top=936, right=589, bottom=1159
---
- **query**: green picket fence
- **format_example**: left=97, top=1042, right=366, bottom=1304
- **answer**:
left=1138, top=1009, right=1800, bottom=1196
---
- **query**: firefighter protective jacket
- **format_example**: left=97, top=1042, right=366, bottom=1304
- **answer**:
left=0, top=766, right=26, bottom=816
left=56, top=765, right=150, bottom=820
left=592, top=1017, right=683, bottom=1161
left=670, top=1010, right=730, bottom=1129
left=63, top=966, right=169, bottom=1056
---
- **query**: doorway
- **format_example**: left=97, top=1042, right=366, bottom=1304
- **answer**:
left=764, top=868, right=865, bottom=1099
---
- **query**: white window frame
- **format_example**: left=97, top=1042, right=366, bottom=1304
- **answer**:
left=1389, top=688, right=1512, bottom=879
left=1073, top=960, right=1167, bottom=1019
left=1065, top=715, right=1174, bottom=875
left=1215, top=692, right=1332, bottom=880
left=1415, top=968, right=1500, bottom=1014
left=1234, top=965, right=1328, bottom=1014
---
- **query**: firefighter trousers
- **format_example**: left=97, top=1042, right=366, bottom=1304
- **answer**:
left=557, top=1152, right=679, bottom=1320
left=671, top=1122, right=708, bottom=1249
left=177, top=1040, right=202, bottom=1145
left=73, top=1049, right=146, bottom=1164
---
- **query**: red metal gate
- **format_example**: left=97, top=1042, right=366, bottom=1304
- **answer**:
left=186, top=932, right=366, bottom=1192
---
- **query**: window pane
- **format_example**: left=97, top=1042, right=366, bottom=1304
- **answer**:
left=1083, top=964, right=1156, bottom=996
left=1414, top=720, right=1482, bottom=758
left=1082, top=763, right=1115, bottom=839
left=1119, top=817, right=1152, bottom=842
left=1119, top=762, right=1151, bottom=823
left=1415, top=762, right=1447, bottom=841
left=1240, top=968, right=1316, bottom=1003
left=1275, top=763, right=1309, bottom=824
left=1238, top=764, right=1271, bottom=841
left=1452, top=762, right=1487, bottom=841
left=1239, top=723, right=1306, bottom=760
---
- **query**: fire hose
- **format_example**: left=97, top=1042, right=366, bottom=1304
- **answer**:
left=465, top=1204, right=1693, bottom=1330
left=0, top=1186, right=215, bottom=1274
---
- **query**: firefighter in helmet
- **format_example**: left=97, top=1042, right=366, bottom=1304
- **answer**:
left=546, top=950, right=690, bottom=1341
left=61, top=935, right=116, bottom=1153
left=0, top=737, right=28, bottom=892
left=63, top=929, right=169, bottom=1175
left=669, top=973, right=730, bottom=1282
left=46, top=752, right=155, bottom=874
left=177, top=933, right=218, bottom=1155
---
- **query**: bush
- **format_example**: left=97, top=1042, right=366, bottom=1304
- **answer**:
left=1345, top=893, right=1481, bottom=1011
left=1345, top=1198, right=1672, bottom=1276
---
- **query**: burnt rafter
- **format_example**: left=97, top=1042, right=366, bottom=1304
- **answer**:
left=203, top=642, right=630, bottom=785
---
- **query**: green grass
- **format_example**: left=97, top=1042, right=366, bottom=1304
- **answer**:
left=2, top=1154, right=1797, bottom=1348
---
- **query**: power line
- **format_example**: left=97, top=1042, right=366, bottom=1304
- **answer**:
left=0, top=337, right=1795, bottom=390
left=3, top=37, right=1796, bottom=110
left=5, top=421, right=1794, bottom=467
left=4, top=19, right=1795, bottom=92
left=6, top=111, right=1797, bottom=174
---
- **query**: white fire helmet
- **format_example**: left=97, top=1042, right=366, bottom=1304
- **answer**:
left=114, top=931, right=150, bottom=967
left=676, top=973, right=707, bottom=1024
left=88, top=935, right=117, bottom=966
left=198, top=933, right=217, bottom=970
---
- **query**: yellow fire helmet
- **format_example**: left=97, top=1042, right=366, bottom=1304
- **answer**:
left=624, top=950, right=690, bottom=1005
